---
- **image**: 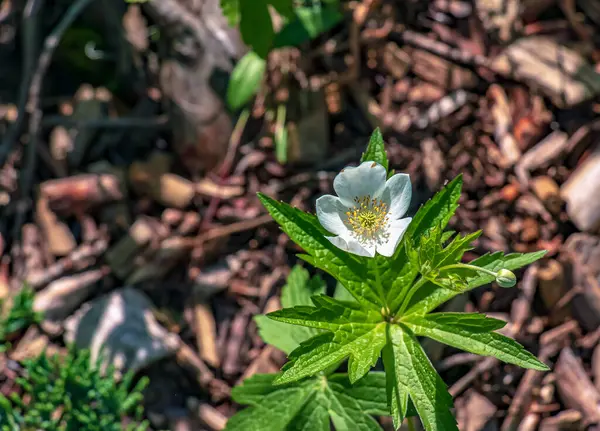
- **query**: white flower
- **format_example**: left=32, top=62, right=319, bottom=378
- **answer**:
left=316, top=161, right=412, bottom=258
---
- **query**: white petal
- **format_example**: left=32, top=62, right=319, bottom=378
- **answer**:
left=379, top=173, right=412, bottom=218
left=376, top=217, right=412, bottom=257
left=326, top=235, right=375, bottom=258
left=316, top=195, right=350, bottom=236
left=333, top=161, right=387, bottom=206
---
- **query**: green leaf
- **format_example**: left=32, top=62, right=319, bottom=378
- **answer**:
left=404, top=250, right=547, bottom=315
left=227, top=374, right=315, bottom=430
left=334, top=282, right=356, bottom=303
left=328, top=372, right=389, bottom=416
left=403, top=313, right=549, bottom=371
left=360, top=128, right=389, bottom=172
left=381, top=248, right=419, bottom=314
left=268, top=295, right=385, bottom=384
left=382, top=337, right=410, bottom=428
left=268, top=295, right=382, bottom=330
left=274, top=5, right=343, bottom=48
left=436, top=231, right=481, bottom=268
left=282, top=268, right=327, bottom=308
left=255, top=266, right=325, bottom=354
left=268, top=0, right=295, bottom=20
left=275, top=321, right=387, bottom=384
left=227, top=51, right=266, bottom=110
left=220, top=0, right=240, bottom=26
left=239, top=0, right=275, bottom=58
left=275, top=104, right=288, bottom=163
left=406, top=175, right=463, bottom=245
left=257, top=193, right=381, bottom=309
left=227, top=373, right=390, bottom=431
left=385, top=324, right=458, bottom=431
left=373, top=176, right=465, bottom=314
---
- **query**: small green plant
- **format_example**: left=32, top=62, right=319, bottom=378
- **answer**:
left=229, top=129, right=548, bottom=430
left=222, top=0, right=342, bottom=109
left=0, top=285, right=42, bottom=350
left=227, top=266, right=416, bottom=430
left=0, top=346, right=150, bottom=431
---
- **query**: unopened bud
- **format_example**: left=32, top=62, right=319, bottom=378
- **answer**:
left=496, top=269, right=516, bottom=288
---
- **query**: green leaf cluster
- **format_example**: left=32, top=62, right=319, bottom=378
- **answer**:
left=224, top=0, right=343, bottom=109
left=0, top=285, right=42, bottom=349
left=247, top=128, right=548, bottom=430
left=0, top=346, right=149, bottom=431
left=227, top=265, right=414, bottom=430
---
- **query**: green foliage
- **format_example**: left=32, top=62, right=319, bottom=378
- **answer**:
left=255, top=265, right=326, bottom=354
left=223, top=0, right=343, bottom=110
left=0, top=346, right=149, bottom=431
left=251, top=129, right=548, bottom=430
left=227, top=52, right=267, bottom=110
left=221, top=0, right=293, bottom=58
left=360, top=128, right=389, bottom=172
left=230, top=265, right=417, bottom=430
left=0, top=285, right=42, bottom=348
left=273, top=4, right=343, bottom=48
left=226, top=373, right=394, bottom=431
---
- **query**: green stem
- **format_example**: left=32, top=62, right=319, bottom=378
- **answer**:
left=397, top=276, right=428, bottom=316
left=407, top=416, right=417, bottom=431
left=371, top=259, right=388, bottom=311
left=436, top=263, right=498, bottom=278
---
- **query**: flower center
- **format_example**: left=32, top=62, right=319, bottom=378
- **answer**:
left=345, top=195, right=390, bottom=244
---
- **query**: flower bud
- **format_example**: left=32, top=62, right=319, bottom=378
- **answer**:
left=496, top=269, right=516, bottom=288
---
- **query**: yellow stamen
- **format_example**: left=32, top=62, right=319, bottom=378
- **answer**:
left=345, top=195, right=390, bottom=245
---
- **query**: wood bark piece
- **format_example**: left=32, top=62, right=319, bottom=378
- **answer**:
left=382, top=43, right=411, bottom=80
left=26, top=238, right=108, bottom=290
left=455, top=389, right=498, bottom=431
left=239, top=346, right=279, bottom=384
left=531, top=176, right=563, bottom=215
left=222, top=311, right=249, bottom=377
left=562, top=233, right=600, bottom=331
left=413, top=90, right=472, bottom=130
left=105, top=216, right=168, bottom=279
left=48, top=126, right=71, bottom=176
left=126, top=236, right=189, bottom=284
left=176, top=341, right=231, bottom=401
left=129, top=152, right=195, bottom=208
left=286, top=86, right=329, bottom=165
left=537, top=259, right=568, bottom=324
left=475, top=0, right=520, bottom=42
left=9, top=326, right=50, bottom=362
left=193, top=260, right=233, bottom=300
left=187, top=398, right=227, bottom=430
left=491, top=36, right=600, bottom=108
left=420, top=137, right=445, bottom=190
left=143, top=0, right=245, bottom=174
left=593, top=344, right=600, bottom=393
left=35, top=194, right=76, bottom=257
left=67, top=85, right=111, bottom=169
left=40, top=173, right=124, bottom=216
left=412, top=49, right=479, bottom=90
left=561, top=142, right=600, bottom=232
left=87, top=161, right=131, bottom=232
left=555, top=347, right=600, bottom=425
left=516, top=131, right=569, bottom=185
left=195, top=178, right=243, bottom=199
left=193, top=299, right=219, bottom=368
left=502, top=320, right=580, bottom=431
left=538, top=409, right=582, bottom=431
left=34, top=267, right=110, bottom=336
left=488, top=84, right=521, bottom=167
left=64, top=287, right=180, bottom=375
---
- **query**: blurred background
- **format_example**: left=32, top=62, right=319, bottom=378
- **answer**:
left=1, top=0, right=600, bottom=429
